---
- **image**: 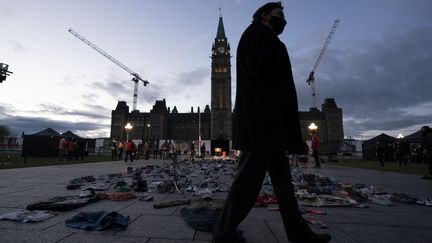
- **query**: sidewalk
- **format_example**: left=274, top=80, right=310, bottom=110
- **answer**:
left=0, top=159, right=431, bottom=243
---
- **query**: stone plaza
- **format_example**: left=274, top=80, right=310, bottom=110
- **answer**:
left=0, top=158, right=431, bottom=243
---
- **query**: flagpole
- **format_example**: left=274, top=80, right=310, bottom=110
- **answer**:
left=198, top=106, right=201, bottom=157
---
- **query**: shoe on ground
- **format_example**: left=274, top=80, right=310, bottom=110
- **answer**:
left=425, top=198, right=432, bottom=207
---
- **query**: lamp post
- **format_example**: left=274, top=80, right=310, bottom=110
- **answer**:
left=125, top=123, right=133, bottom=140
left=147, top=124, right=151, bottom=140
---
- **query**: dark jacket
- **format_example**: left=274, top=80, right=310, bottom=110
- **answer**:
left=233, top=22, right=303, bottom=153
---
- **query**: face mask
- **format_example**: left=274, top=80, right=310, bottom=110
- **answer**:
left=269, top=15, right=287, bottom=35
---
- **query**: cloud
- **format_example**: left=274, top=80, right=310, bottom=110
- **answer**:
left=176, top=67, right=209, bottom=86
left=0, top=6, right=13, bottom=16
left=0, top=103, right=111, bottom=137
left=8, top=39, right=25, bottom=53
left=294, top=24, right=432, bottom=137
left=134, top=67, right=210, bottom=110
left=38, top=104, right=110, bottom=120
left=0, top=112, right=109, bottom=137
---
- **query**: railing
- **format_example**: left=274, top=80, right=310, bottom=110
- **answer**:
left=0, top=144, right=22, bottom=153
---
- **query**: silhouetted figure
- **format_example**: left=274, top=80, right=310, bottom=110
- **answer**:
left=190, top=141, right=196, bottom=161
left=200, top=143, right=206, bottom=159
left=396, top=143, right=407, bottom=166
left=376, top=142, right=384, bottom=167
left=58, top=135, right=67, bottom=161
left=117, top=141, right=124, bottom=160
left=421, top=126, right=432, bottom=179
left=66, top=138, right=74, bottom=161
left=124, top=139, right=134, bottom=162
left=311, top=131, right=321, bottom=168
left=212, top=3, right=331, bottom=243
left=111, top=141, right=117, bottom=160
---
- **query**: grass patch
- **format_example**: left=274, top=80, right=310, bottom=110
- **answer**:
left=0, top=154, right=113, bottom=169
left=328, top=159, right=428, bottom=176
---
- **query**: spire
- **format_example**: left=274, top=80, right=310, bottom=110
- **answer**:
left=216, top=13, right=226, bottom=39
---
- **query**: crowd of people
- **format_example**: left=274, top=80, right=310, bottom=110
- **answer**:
left=58, top=135, right=85, bottom=161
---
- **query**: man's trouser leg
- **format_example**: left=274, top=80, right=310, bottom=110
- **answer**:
left=213, top=150, right=267, bottom=242
left=267, top=151, right=316, bottom=242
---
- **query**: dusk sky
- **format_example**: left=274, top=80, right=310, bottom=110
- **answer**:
left=1, top=0, right=431, bottom=140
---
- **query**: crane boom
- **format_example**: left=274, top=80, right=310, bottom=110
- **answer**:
left=68, top=28, right=149, bottom=111
left=306, top=19, right=340, bottom=109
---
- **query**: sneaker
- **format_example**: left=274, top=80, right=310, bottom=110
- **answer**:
left=425, top=198, right=432, bottom=207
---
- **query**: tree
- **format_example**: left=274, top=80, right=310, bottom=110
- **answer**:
left=0, top=124, right=10, bottom=139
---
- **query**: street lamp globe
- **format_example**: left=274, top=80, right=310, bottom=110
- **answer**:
left=308, top=122, right=318, bottom=132
left=397, top=133, right=404, bottom=139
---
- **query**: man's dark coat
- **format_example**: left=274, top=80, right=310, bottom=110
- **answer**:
left=233, top=22, right=303, bottom=153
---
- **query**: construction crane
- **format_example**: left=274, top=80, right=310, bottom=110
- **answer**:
left=0, top=63, right=13, bottom=83
left=306, top=19, right=340, bottom=109
left=68, top=28, right=149, bottom=111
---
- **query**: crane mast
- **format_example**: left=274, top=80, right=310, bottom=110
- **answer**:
left=68, top=28, right=149, bottom=111
left=306, top=19, right=340, bottom=109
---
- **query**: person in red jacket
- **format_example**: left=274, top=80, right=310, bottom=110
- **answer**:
left=66, top=138, right=74, bottom=161
left=124, top=139, right=134, bottom=163
left=311, top=131, right=321, bottom=168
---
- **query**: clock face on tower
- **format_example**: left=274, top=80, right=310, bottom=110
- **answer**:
left=217, top=46, right=225, bottom=54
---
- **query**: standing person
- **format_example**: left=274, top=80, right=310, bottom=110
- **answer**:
left=311, top=131, right=321, bottom=168
left=117, top=141, right=124, bottom=160
left=66, top=138, right=74, bottom=161
left=376, top=142, right=384, bottom=167
left=152, top=141, right=159, bottom=159
left=144, top=141, right=150, bottom=160
left=162, top=140, right=169, bottom=160
left=396, top=143, right=407, bottom=166
left=212, top=2, right=331, bottom=243
left=111, top=141, right=117, bottom=161
left=76, top=139, right=85, bottom=160
left=168, top=140, right=173, bottom=159
left=200, top=143, right=206, bottom=159
left=421, top=126, right=432, bottom=179
left=190, top=141, right=196, bottom=161
left=124, top=139, right=133, bottom=163
left=58, top=135, right=67, bottom=161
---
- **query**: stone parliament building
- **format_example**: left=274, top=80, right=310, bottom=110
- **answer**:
left=110, top=16, right=344, bottom=154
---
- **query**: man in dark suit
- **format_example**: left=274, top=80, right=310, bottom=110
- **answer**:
left=212, top=2, right=331, bottom=243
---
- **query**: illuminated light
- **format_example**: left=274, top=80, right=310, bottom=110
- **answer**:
left=308, top=123, right=318, bottom=131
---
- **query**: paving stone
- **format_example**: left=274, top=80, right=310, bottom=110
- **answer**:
left=0, top=228, right=70, bottom=243
left=238, top=218, right=278, bottom=243
left=332, top=223, right=432, bottom=243
left=148, top=238, right=210, bottom=243
left=117, top=214, right=195, bottom=239
left=58, top=232, right=148, bottom=243
left=194, top=230, right=213, bottom=241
